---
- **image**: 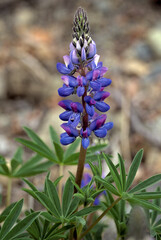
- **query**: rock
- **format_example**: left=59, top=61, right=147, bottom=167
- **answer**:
left=124, top=41, right=154, bottom=62
left=146, top=27, right=161, bottom=58
left=14, top=7, right=35, bottom=27
left=0, top=68, right=7, bottom=99
left=122, top=59, right=149, bottom=77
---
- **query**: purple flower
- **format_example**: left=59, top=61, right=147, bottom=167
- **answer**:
left=57, top=8, right=113, bottom=148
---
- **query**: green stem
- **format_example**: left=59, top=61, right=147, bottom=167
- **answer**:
left=79, top=197, right=121, bottom=240
left=58, top=164, right=63, bottom=203
left=6, top=177, right=12, bottom=206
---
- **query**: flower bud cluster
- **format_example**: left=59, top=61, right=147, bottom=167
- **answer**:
left=57, top=7, right=113, bottom=149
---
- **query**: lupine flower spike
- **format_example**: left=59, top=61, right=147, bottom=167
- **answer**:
left=57, top=7, right=113, bottom=149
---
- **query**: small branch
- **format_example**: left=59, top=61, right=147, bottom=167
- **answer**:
left=79, top=197, right=121, bottom=240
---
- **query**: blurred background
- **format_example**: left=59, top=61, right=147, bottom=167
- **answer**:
left=0, top=0, right=161, bottom=208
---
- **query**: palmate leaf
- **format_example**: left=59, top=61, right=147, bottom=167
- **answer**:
left=129, top=174, right=161, bottom=194
left=49, top=126, right=60, bottom=144
left=134, top=192, right=161, bottom=200
left=127, top=197, right=161, bottom=212
left=23, top=127, right=52, bottom=155
left=11, top=147, right=23, bottom=173
left=103, top=153, right=122, bottom=193
left=0, top=156, right=10, bottom=175
left=34, top=192, right=60, bottom=218
left=0, top=202, right=17, bottom=223
left=125, top=149, right=144, bottom=191
left=49, top=126, right=64, bottom=162
left=151, top=187, right=161, bottom=225
left=45, top=177, right=62, bottom=216
left=72, top=206, right=100, bottom=217
left=64, top=138, right=81, bottom=160
left=118, top=154, right=126, bottom=191
left=16, top=138, right=58, bottom=163
left=62, top=178, right=74, bottom=217
left=13, top=161, right=52, bottom=177
left=3, top=212, right=40, bottom=240
left=25, top=210, right=41, bottom=239
left=0, top=199, right=23, bottom=240
left=94, top=176, right=120, bottom=196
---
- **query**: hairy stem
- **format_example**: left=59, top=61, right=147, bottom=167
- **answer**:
left=79, top=197, right=121, bottom=239
left=75, top=69, right=88, bottom=190
left=75, top=143, right=87, bottom=190
left=6, top=177, right=12, bottom=206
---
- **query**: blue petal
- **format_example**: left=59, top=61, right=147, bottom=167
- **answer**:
left=58, top=86, right=74, bottom=97
left=90, top=81, right=101, bottom=91
left=86, top=71, right=93, bottom=81
left=56, top=63, right=71, bottom=74
left=87, top=43, right=97, bottom=59
left=70, top=49, right=80, bottom=65
left=94, top=197, right=100, bottom=206
left=68, top=113, right=80, bottom=127
left=81, top=47, right=86, bottom=61
left=86, top=104, right=95, bottom=117
left=77, top=86, right=85, bottom=97
left=60, top=136, right=75, bottom=145
left=58, top=100, right=72, bottom=110
left=59, top=111, right=73, bottom=121
left=98, top=78, right=112, bottom=87
left=95, top=102, right=110, bottom=112
left=104, top=122, right=114, bottom=131
left=68, top=76, right=78, bottom=87
left=94, top=128, right=107, bottom=138
left=82, top=137, right=90, bottom=149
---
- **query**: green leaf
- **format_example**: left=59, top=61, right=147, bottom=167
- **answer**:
left=11, top=147, right=23, bottom=173
left=53, top=142, right=64, bottom=163
left=151, top=187, right=161, bottom=225
left=0, top=156, right=6, bottom=164
left=0, top=156, right=10, bottom=175
left=62, top=178, right=74, bottom=217
left=66, top=197, right=80, bottom=217
left=26, top=211, right=41, bottom=239
left=63, top=152, right=80, bottom=165
left=45, top=177, right=61, bottom=216
left=22, top=188, right=38, bottom=200
left=16, top=138, right=58, bottom=163
left=41, top=212, right=60, bottom=223
left=23, top=178, right=38, bottom=191
left=0, top=202, right=16, bottom=223
left=49, top=126, right=60, bottom=144
left=0, top=199, right=23, bottom=240
left=24, top=127, right=53, bottom=154
left=134, top=192, right=161, bottom=199
left=73, top=206, right=100, bottom=217
left=118, top=154, right=126, bottom=191
left=129, top=174, right=161, bottom=193
left=34, top=192, right=60, bottom=218
left=95, top=176, right=120, bottom=196
left=103, top=153, right=122, bottom=193
left=87, top=144, right=107, bottom=153
left=64, top=138, right=81, bottom=160
left=126, top=149, right=143, bottom=191
left=127, top=197, right=161, bottom=212
left=14, top=161, right=52, bottom=177
left=3, top=212, right=40, bottom=240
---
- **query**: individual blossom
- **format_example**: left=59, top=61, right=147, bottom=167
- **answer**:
left=57, top=7, right=113, bottom=149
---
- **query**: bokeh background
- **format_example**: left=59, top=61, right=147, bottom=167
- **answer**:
left=0, top=0, right=161, bottom=212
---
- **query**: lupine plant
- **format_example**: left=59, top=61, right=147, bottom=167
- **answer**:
left=0, top=7, right=161, bottom=240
